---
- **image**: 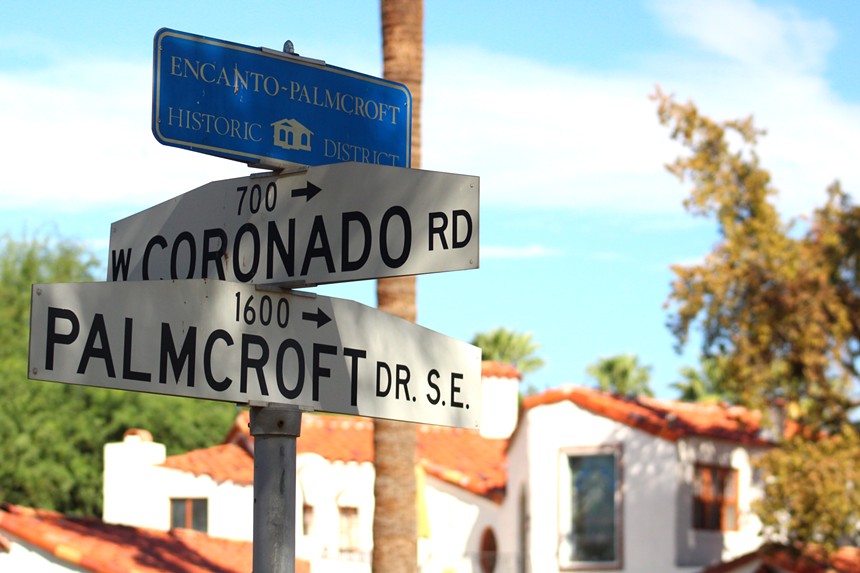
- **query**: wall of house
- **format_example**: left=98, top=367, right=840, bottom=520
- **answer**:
left=158, top=466, right=254, bottom=541
left=500, top=400, right=704, bottom=573
left=103, top=434, right=253, bottom=540
left=421, top=476, right=505, bottom=572
left=104, top=437, right=503, bottom=573
left=675, top=437, right=765, bottom=566
left=498, top=412, right=530, bottom=573
left=295, top=453, right=375, bottom=572
left=295, top=453, right=506, bottom=573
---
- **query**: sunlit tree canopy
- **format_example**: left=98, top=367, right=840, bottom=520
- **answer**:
left=655, top=88, right=860, bottom=553
left=586, top=354, right=653, bottom=397
left=471, top=327, right=545, bottom=375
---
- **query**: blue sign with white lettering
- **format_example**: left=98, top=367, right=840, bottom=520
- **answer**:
left=152, top=28, right=412, bottom=168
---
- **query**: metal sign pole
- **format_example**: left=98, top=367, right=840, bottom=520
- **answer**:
left=250, top=405, right=303, bottom=573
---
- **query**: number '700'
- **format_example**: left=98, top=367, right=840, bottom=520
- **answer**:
left=236, top=182, right=277, bottom=216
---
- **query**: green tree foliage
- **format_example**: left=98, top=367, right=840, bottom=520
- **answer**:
left=654, top=88, right=860, bottom=552
left=471, top=327, right=545, bottom=375
left=755, top=427, right=860, bottom=554
left=655, top=88, right=858, bottom=431
left=586, top=354, right=653, bottom=397
left=672, top=356, right=735, bottom=403
left=0, top=235, right=236, bottom=516
left=0, top=235, right=97, bottom=370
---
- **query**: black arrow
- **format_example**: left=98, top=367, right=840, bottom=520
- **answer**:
left=291, top=181, right=321, bottom=202
left=302, top=308, right=332, bottom=328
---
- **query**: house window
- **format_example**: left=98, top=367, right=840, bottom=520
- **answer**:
left=170, top=498, right=208, bottom=533
left=302, top=503, right=314, bottom=536
left=338, top=506, right=360, bottom=554
left=693, top=464, right=738, bottom=531
left=479, top=527, right=498, bottom=573
left=558, top=445, right=622, bottom=570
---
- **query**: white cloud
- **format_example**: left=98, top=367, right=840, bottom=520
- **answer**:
left=2, top=1, right=859, bottom=224
left=644, top=0, right=860, bottom=218
left=420, top=2, right=860, bottom=219
left=652, top=0, right=835, bottom=74
left=0, top=58, right=258, bottom=214
left=422, top=47, right=684, bottom=214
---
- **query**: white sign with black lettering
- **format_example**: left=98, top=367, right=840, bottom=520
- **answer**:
left=108, top=162, right=478, bottom=288
left=28, top=280, right=481, bottom=428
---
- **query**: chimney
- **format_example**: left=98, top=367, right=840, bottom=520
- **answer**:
left=103, top=428, right=166, bottom=529
left=480, top=361, right=522, bottom=439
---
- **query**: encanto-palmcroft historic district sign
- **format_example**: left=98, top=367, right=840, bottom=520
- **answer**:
left=152, top=28, right=412, bottom=168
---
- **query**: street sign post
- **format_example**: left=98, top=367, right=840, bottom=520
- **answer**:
left=26, top=26, right=478, bottom=573
left=152, top=28, right=411, bottom=168
left=29, top=280, right=482, bottom=429
left=108, top=162, right=479, bottom=288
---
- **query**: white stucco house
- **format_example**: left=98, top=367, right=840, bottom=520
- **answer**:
left=94, top=364, right=777, bottom=573
left=100, top=361, right=519, bottom=573
left=497, top=386, right=772, bottom=573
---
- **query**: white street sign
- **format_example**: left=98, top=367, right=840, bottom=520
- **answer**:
left=108, top=162, right=479, bottom=288
left=29, top=280, right=482, bottom=429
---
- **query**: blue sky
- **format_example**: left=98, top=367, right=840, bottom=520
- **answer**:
left=3, top=0, right=860, bottom=397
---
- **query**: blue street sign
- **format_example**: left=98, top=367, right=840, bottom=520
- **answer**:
left=152, top=29, right=412, bottom=168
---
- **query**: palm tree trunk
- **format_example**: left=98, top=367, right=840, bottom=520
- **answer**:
left=373, top=0, right=422, bottom=571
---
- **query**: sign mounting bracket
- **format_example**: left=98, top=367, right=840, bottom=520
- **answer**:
left=259, top=40, right=327, bottom=67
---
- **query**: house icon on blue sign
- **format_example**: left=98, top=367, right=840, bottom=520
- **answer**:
left=271, top=118, right=313, bottom=151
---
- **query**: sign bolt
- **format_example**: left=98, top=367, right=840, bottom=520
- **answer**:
left=284, top=40, right=297, bottom=55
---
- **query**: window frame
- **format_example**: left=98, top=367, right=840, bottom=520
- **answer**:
left=479, top=526, right=498, bottom=573
left=692, top=464, right=739, bottom=532
left=169, top=497, right=208, bottom=533
left=302, top=503, right=314, bottom=537
left=338, top=506, right=361, bottom=555
left=557, top=444, right=624, bottom=571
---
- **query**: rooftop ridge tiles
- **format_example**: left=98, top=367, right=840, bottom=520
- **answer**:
left=521, top=385, right=769, bottom=445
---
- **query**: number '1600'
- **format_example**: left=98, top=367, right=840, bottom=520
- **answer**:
left=235, top=292, right=289, bottom=327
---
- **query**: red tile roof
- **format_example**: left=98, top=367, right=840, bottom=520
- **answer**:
left=0, top=503, right=315, bottom=573
left=210, top=410, right=508, bottom=500
left=480, top=360, right=522, bottom=380
left=187, top=361, right=519, bottom=499
left=297, top=414, right=373, bottom=463
left=417, top=424, right=507, bottom=501
left=522, top=386, right=770, bottom=445
left=172, top=376, right=766, bottom=502
left=830, top=548, right=860, bottom=573
left=766, top=545, right=860, bottom=573
left=162, top=443, right=254, bottom=486
left=701, top=545, right=860, bottom=573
